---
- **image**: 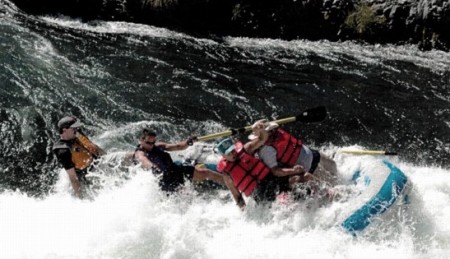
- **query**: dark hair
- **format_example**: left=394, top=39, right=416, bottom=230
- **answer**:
left=140, top=128, right=156, bottom=140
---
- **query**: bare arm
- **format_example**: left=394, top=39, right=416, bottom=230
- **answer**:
left=158, top=138, right=193, bottom=152
left=244, top=131, right=268, bottom=155
left=66, top=168, right=81, bottom=198
left=270, top=164, right=305, bottom=177
left=223, top=174, right=246, bottom=210
left=244, top=120, right=269, bottom=154
left=134, top=150, right=160, bottom=170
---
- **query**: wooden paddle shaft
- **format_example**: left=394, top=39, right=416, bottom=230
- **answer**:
left=273, top=117, right=297, bottom=125
left=196, top=118, right=298, bottom=142
left=196, top=106, right=326, bottom=142
left=340, top=150, right=397, bottom=155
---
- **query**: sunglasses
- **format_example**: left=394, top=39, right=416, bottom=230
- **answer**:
left=145, top=141, right=156, bottom=145
left=64, top=127, right=78, bottom=132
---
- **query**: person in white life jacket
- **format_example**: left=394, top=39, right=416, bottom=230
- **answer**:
left=133, top=128, right=226, bottom=193
left=216, top=136, right=306, bottom=209
left=52, top=116, right=106, bottom=198
left=248, top=119, right=338, bottom=185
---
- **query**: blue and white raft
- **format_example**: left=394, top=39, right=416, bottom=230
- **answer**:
left=340, top=160, right=410, bottom=234
left=176, top=153, right=411, bottom=235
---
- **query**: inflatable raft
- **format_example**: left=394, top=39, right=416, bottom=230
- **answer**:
left=340, top=160, right=410, bottom=234
left=176, top=155, right=410, bottom=235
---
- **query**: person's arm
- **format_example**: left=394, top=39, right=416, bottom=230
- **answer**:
left=244, top=120, right=269, bottom=154
left=65, top=168, right=81, bottom=198
left=270, top=164, right=305, bottom=177
left=54, top=147, right=82, bottom=198
left=158, top=137, right=196, bottom=152
left=244, top=131, right=269, bottom=155
left=223, top=174, right=246, bottom=210
left=134, top=150, right=160, bottom=171
left=258, top=146, right=304, bottom=177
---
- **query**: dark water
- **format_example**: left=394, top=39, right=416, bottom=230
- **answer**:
left=1, top=0, right=449, bottom=196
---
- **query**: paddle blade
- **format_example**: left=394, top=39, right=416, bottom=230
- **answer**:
left=295, top=106, right=327, bottom=123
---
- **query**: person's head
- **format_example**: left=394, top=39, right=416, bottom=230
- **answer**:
left=216, top=137, right=240, bottom=162
left=139, top=128, right=157, bottom=151
left=248, top=121, right=279, bottom=140
left=58, top=116, right=82, bottom=139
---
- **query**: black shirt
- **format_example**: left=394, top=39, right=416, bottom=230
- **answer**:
left=53, top=139, right=75, bottom=170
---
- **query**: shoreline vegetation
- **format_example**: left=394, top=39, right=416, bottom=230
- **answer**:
left=10, top=0, right=450, bottom=50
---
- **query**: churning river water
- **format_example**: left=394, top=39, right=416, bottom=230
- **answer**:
left=1, top=0, right=450, bottom=258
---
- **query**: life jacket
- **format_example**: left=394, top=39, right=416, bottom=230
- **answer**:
left=135, top=145, right=173, bottom=173
left=71, top=133, right=103, bottom=170
left=269, top=128, right=303, bottom=167
left=52, top=133, right=103, bottom=171
left=217, top=142, right=270, bottom=196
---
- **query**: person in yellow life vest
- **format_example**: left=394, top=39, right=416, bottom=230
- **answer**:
left=52, top=116, right=106, bottom=198
left=216, top=137, right=306, bottom=209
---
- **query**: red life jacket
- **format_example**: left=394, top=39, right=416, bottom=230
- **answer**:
left=217, top=142, right=270, bottom=196
left=269, top=128, right=303, bottom=167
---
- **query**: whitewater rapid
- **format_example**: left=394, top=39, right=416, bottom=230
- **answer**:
left=1, top=2, right=450, bottom=257
left=1, top=141, right=449, bottom=259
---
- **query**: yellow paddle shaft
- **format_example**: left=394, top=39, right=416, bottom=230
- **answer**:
left=196, top=117, right=297, bottom=142
left=340, top=150, right=397, bottom=156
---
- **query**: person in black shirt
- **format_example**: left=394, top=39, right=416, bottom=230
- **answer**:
left=53, top=116, right=105, bottom=197
left=133, top=129, right=225, bottom=193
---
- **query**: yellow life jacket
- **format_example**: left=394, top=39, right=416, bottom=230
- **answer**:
left=71, top=133, right=103, bottom=170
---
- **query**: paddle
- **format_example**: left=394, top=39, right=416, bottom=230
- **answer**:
left=339, top=150, right=398, bottom=156
left=196, top=106, right=327, bottom=142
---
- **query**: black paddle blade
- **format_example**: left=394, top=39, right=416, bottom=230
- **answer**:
left=296, top=106, right=327, bottom=123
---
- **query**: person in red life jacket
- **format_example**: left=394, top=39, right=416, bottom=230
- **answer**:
left=53, top=116, right=106, bottom=198
left=249, top=119, right=337, bottom=185
left=216, top=137, right=305, bottom=208
left=134, top=128, right=226, bottom=193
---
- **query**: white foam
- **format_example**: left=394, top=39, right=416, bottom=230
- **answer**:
left=1, top=146, right=449, bottom=258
